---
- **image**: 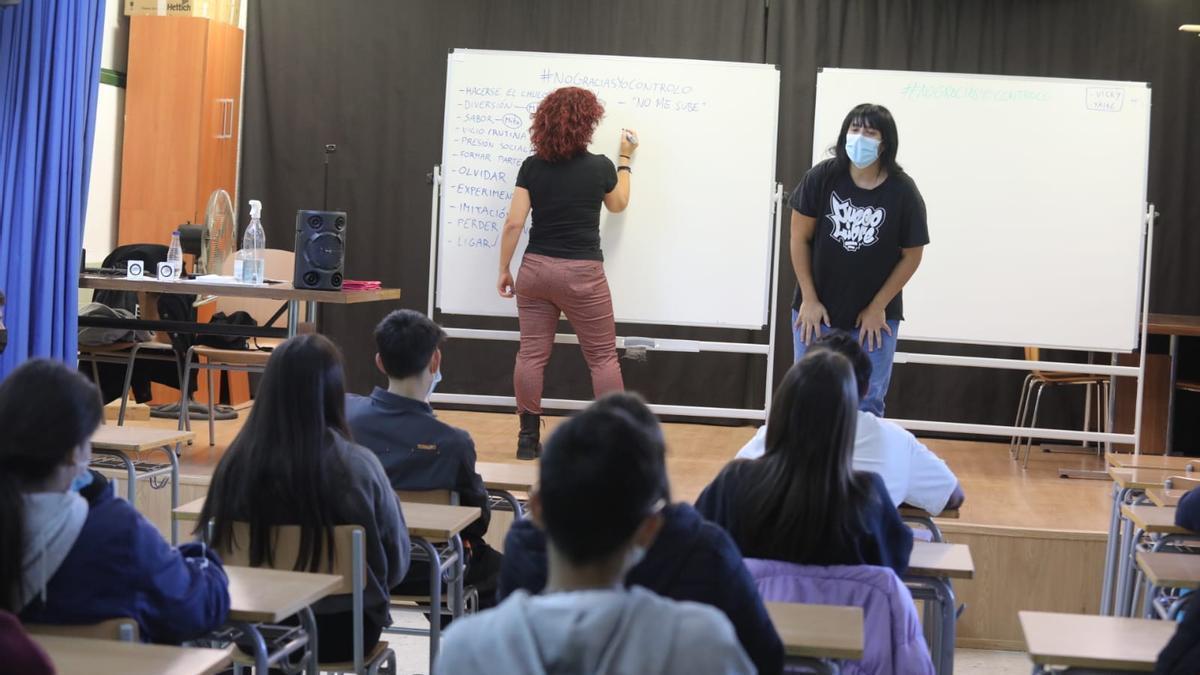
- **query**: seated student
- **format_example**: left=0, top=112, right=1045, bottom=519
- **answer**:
left=0, top=359, right=229, bottom=643
left=199, top=334, right=410, bottom=662
left=435, top=401, right=755, bottom=675
left=1155, top=487, right=1200, bottom=674
left=500, top=392, right=783, bottom=674
left=736, top=333, right=964, bottom=515
left=346, top=310, right=502, bottom=607
left=697, top=350, right=913, bottom=574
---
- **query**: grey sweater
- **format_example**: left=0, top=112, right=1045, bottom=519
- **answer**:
left=313, top=434, right=410, bottom=627
left=218, top=434, right=410, bottom=628
left=434, top=586, right=755, bottom=674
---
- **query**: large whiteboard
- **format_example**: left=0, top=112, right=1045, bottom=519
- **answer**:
left=813, top=69, right=1150, bottom=351
left=437, top=50, right=780, bottom=329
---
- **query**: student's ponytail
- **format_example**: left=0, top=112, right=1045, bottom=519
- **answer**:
left=0, top=359, right=104, bottom=612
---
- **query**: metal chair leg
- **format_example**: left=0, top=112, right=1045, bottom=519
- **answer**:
left=89, top=359, right=102, bottom=388
left=206, top=367, right=216, bottom=447
left=1014, top=376, right=1039, bottom=459
left=117, top=346, right=142, bottom=426
left=178, top=347, right=196, bottom=433
left=1083, top=382, right=1093, bottom=445
left=1023, top=382, right=1048, bottom=468
left=1010, top=374, right=1035, bottom=459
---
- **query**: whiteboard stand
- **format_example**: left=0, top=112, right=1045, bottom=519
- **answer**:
left=891, top=204, right=1155, bottom=457
left=427, top=165, right=784, bottom=421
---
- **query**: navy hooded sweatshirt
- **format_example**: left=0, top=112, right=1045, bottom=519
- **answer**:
left=498, top=502, right=784, bottom=675
left=19, top=472, right=230, bottom=643
left=1154, top=488, right=1200, bottom=674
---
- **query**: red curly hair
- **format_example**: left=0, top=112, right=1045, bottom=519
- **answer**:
left=530, top=87, right=604, bottom=162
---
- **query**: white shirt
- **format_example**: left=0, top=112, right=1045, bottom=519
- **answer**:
left=734, top=411, right=959, bottom=515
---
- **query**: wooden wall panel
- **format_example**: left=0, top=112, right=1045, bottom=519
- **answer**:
left=941, top=524, right=1106, bottom=650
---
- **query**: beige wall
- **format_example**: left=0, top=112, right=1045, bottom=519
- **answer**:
left=82, top=0, right=248, bottom=267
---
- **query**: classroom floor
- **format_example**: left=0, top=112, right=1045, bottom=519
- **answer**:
left=165, top=406, right=1111, bottom=532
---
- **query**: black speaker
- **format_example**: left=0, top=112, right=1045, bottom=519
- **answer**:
left=293, top=210, right=346, bottom=290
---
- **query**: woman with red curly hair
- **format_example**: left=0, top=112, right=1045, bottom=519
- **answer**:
left=497, top=86, right=639, bottom=460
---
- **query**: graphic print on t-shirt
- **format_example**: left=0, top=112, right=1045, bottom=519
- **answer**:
left=827, top=191, right=887, bottom=253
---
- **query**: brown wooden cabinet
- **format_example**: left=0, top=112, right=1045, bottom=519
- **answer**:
left=118, top=16, right=243, bottom=247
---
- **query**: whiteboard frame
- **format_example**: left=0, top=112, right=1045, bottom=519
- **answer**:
left=428, top=164, right=784, bottom=421
left=435, top=48, right=779, bottom=330
left=812, top=67, right=1152, bottom=352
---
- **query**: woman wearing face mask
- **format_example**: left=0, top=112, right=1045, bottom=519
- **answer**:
left=0, top=359, right=229, bottom=642
left=789, top=103, right=928, bottom=417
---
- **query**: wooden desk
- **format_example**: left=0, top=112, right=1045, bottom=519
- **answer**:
left=904, top=541, right=973, bottom=675
left=1121, top=505, right=1188, bottom=535
left=476, top=461, right=536, bottom=518
left=908, top=542, right=975, bottom=580
left=172, top=495, right=482, bottom=544
left=1019, top=610, right=1175, bottom=672
left=1106, top=452, right=1196, bottom=472
left=403, top=502, right=481, bottom=540
left=1137, top=551, right=1200, bottom=591
left=476, top=461, right=536, bottom=492
left=765, top=602, right=864, bottom=662
left=80, top=274, right=402, bottom=305
left=1114, top=313, right=1200, bottom=455
left=79, top=273, right=401, bottom=340
left=898, top=505, right=960, bottom=519
left=173, top=496, right=206, bottom=523
left=91, top=425, right=193, bottom=544
left=1109, top=466, right=1179, bottom=491
left=1149, top=314, right=1200, bottom=338
left=1146, top=488, right=1187, bottom=508
left=92, top=426, right=194, bottom=452
left=225, top=566, right=343, bottom=624
left=34, top=634, right=232, bottom=675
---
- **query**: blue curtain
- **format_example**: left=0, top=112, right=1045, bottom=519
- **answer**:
left=0, top=0, right=104, bottom=378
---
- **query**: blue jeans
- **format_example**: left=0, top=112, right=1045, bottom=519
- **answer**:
left=791, top=309, right=899, bottom=417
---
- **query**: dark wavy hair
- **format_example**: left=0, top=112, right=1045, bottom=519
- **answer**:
left=530, top=87, right=604, bottom=162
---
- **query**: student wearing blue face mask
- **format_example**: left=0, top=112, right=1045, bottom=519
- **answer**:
left=789, top=103, right=929, bottom=416
left=0, top=359, right=229, bottom=643
left=345, top=309, right=503, bottom=614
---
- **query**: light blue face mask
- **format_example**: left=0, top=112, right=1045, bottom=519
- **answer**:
left=70, top=467, right=94, bottom=493
left=426, top=369, right=443, bottom=402
left=845, top=133, right=881, bottom=169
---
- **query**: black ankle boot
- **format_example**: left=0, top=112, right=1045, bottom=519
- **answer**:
left=517, top=412, right=542, bottom=460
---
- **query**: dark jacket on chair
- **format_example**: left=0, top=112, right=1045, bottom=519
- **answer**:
left=18, top=472, right=230, bottom=644
left=498, top=502, right=784, bottom=675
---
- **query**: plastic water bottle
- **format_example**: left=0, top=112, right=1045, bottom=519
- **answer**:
left=166, top=231, right=183, bottom=278
left=235, top=199, right=266, bottom=284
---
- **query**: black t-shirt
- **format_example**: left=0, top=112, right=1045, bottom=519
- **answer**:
left=790, top=158, right=930, bottom=329
left=515, top=152, right=618, bottom=261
